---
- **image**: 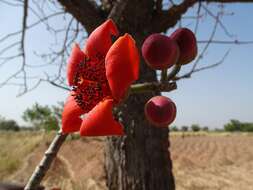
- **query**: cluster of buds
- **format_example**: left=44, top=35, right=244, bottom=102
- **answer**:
left=142, top=28, right=197, bottom=128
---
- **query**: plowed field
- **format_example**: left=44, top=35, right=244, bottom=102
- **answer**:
left=1, top=132, right=253, bottom=190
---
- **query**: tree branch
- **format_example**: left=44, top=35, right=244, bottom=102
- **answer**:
left=151, top=0, right=197, bottom=33
left=0, top=12, right=64, bottom=44
left=130, top=82, right=177, bottom=94
left=156, top=0, right=163, bottom=13
left=202, top=4, right=234, bottom=38
left=151, top=0, right=253, bottom=33
left=174, top=50, right=230, bottom=80
left=20, top=0, right=29, bottom=93
left=198, top=40, right=253, bottom=44
left=57, top=0, right=104, bottom=33
left=108, top=0, right=129, bottom=24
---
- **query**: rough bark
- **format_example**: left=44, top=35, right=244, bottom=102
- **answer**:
left=150, top=0, right=197, bottom=33
left=101, top=1, right=175, bottom=188
left=104, top=27, right=175, bottom=189
left=105, top=85, right=175, bottom=190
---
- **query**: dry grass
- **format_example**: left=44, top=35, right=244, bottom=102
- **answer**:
left=0, top=132, right=252, bottom=190
left=0, top=131, right=55, bottom=180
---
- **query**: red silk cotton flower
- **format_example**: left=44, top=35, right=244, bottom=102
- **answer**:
left=62, top=19, right=139, bottom=136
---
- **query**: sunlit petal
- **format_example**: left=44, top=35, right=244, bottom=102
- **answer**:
left=105, top=34, right=139, bottom=101
left=80, top=98, right=124, bottom=136
left=62, top=94, right=86, bottom=133
left=67, top=44, right=85, bottom=86
left=84, top=19, right=119, bottom=59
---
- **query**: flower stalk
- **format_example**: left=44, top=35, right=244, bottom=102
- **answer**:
left=167, top=64, right=181, bottom=81
left=24, top=132, right=68, bottom=190
left=161, top=69, right=168, bottom=82
left=130, top=81, right=177, bottom=94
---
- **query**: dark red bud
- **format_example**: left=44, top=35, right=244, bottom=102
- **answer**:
left=145, top=96, right=177, bottom=127
left=170, top=28, right=197, bottom=65
left=142, top=33, right=179, bottom=70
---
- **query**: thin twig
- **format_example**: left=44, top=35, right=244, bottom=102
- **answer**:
left=47, top=80, right=70, bottom=91
left=191, top=12, right=220, bottom=73
left=0, top=0, right=23, bottom=7
left=0, top=12, right=64, bottom=44
left=194, top=1, right=202, bottom=34
left=198, top=40, right=253, bottom=44
left=174, top=50, right=230, bottom=80
left=202, top=5, right=234, bottom=38
left=20, top=0, right=29, bottom=93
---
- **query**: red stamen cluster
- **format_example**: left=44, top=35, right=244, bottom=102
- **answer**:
left=72, top=56, right=111, bottom=112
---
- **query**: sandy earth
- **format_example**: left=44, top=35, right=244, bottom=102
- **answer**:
left=171, top=134, right=253, bottom=190
left=4, top=133, right=253, bottom=190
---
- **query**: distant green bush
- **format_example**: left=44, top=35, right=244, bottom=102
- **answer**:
left=171, top=126, right=179, bottom=131
left=0, top=116, right=20, bottom=131
left=191, top=124, right=200, bottom=132
left=202, top=126, right=209, bottom=131
left=22, top=102, right=63, bottom=131
left=181, top=126, right=189, bottom=132
left=224, top=119, right=253, bottom=132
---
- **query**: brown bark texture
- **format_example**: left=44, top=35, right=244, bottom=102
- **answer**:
left=104, top=69, right=175, bottom=190
left=105, top=29, right=175, bottom=190
left=103, top=1, right=175, bottom=189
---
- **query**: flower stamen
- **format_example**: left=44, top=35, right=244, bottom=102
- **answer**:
left=72, top=56, right=111, bottom=112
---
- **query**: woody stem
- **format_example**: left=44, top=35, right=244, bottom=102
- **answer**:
left=167, top=64, right=181, bottom=81
left=130, top=81, right=177, bottom=94
left=24, top=131, right=68, bottom=190
left=161, top=69, right=168, bottom=82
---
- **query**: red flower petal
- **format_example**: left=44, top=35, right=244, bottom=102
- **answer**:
left=62, top=94, right=86, bottom=133
left=105, top=34, right=139, bottom=101
left=80, top=99, right=124, bottom=136
left=84, top=19, right=119, bottom=60
left=67, top=44, right=85, bottom=86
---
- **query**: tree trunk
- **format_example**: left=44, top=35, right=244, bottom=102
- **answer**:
left=105, top=32, right=175, bottom=190
left=58, top=1, right=176, bottom=189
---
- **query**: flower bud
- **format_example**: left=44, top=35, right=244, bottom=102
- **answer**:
left=170, top=28, right=197, bottom=65
left=145, top=96, right=176, bottom=127
left=142, top=33, right=179, bottom=70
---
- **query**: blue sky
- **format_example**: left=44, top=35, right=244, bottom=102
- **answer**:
left=0, top=2, right=253, bottom=128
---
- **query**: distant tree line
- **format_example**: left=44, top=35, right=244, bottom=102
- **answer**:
left=1, top=108, right=253, bottom=133
left=171, top=120, right=253, bottom=132
left=171, top=124, right=209, bottom=132
left=0, top=102, right=63, bottom=131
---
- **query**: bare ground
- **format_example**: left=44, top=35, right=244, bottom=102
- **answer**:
left=171, top=134, right=253, bottom=190
left=1, top=132, right=253, bottom=190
